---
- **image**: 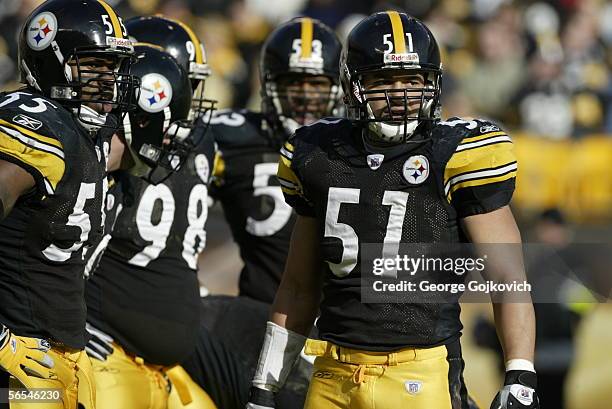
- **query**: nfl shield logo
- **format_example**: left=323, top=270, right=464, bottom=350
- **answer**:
left=366, top=154, right=384, bottom=170
left=405, top=380, right=422, bottom=395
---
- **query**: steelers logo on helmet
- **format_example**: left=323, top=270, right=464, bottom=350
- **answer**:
left=27, top=12, right=57, bottom=51
left=138, top=73, right=173, bottom=113
left=402, top=155, right=429, bottom=184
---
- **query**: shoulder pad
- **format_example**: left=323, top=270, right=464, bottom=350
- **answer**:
left=0, top=91, right=72, bottom=196
left=207, top=109, right=268, bottom=149
left=431, top=117, right=510, bottom=166
left=433, top=117, right=504, bottom=140
left=0, top=91, right=72, bottom=140
left=293, top=117, right=353, bottom=145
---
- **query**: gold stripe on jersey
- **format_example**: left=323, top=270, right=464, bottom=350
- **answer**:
left=445, top=138, right=514, bottom=174
left=283, top=141, right=294, bottom=153
left=277, top=142, right=303, bottom=196
left=174, top=19, right=204, bottom=64
left=97, top=0, right=124, bottom=39
left=0, top=130, right=65, bottom=194
left=387, top=11, right=406, bottom=53
left=212, top=151, right=225, bottom=185
left=459, top=131, right=507, bottom=144
left=0, top=119, right=63, bottom=151
left=444, top=140, right=517, bottom=202
left=455, top=134, right=512, bottom=153
left=446, top=171, right=517, bottom=200
left=300, top=18, right=314, bottom=59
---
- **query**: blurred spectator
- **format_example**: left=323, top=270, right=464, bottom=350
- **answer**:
left=302, top=0, right=360, bottom=28
left=512, top=49, right=574, bottom=138
left=561, top=7, right=610, bottom=137
left=529, top=208, right=587, bottom=409
left=459, top=5, right=527, bottom=120
left=245, top=0, right=308, bottom=25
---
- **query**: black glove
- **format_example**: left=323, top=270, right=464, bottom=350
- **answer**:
left=490, top=370, right=539, bottom=409
left=246, top=386, right=275, bottom=409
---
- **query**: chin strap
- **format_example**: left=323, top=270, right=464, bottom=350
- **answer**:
left=280, top=116, right=300, bottom=136
left=121, top=114, right=150, bottom=177
left=363, top=94, right=434, bottom=144
left=367, top=118, right=419, bottom=142
left=74, top=105, right=108, bottom=135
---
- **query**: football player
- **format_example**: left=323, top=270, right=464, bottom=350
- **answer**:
left=208, top=16, right=342, bottom=304
left=125, top=15, right=216, bottom=121
left=177, top=17, right=342, bottom=409
left=84, top=38, right=218, bottom=409
left=0, top=0, right=138, bottom=408
left=247, top=11, right=540, bottom=409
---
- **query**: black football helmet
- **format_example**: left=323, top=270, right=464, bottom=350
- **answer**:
left=18, top=0, right=138, bottom=131
left=125, top=15, right=216, bottom=120
left=341, top=11, right=442, bottom=143
left=123, top=44, right=192, bottom=183
left=260, top=17, right=342, bottom=138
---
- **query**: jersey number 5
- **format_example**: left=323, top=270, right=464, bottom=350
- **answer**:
left=246, top=163, right=293, bottom=237
left=42, top=182, right=98, bottom=262
left=324, top=187, right=408, bottom=278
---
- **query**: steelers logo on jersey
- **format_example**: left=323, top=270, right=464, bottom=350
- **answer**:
left=138, top=73, right=173, bottom=113
left=194, top=154, right=210, bottom=182
left=402, top=155, right=429, bottom=184
left=27, top=12, right=58, bottom=51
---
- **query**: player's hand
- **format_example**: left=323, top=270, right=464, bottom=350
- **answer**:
left=246, top=386, right=275, bottom=409
left=0, top=324, right=56, bottom=388
left=84, top=324, right=114, bottom=361
left=490, top=370, right=539, bottom=409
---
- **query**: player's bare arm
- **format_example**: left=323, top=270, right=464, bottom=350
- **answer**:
left=462, top=205, right=536, bottom=363
left=271, top=214, right=323, bottom=335
left=0, top=159, right=35, bottom=220
left=462, top=205, right=538, bottom=408
left=247, top=215, right=324, bottom=409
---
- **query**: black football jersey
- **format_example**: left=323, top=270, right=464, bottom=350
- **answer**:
left=278, top=117, right=517, bottom=350
left=210, top=109, right=296, bottom=304
left=0, top=90, right=110, bottom=349
left=86, top=119, right=215, bottom=365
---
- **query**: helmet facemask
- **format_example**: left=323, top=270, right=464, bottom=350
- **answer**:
left=265, top=73, right=341, bottom=135
left=189, top=61, right=217, bottom=120
left=143, top=119, right=195, bottom=185
left=49, top=47, right=139, bottom=131
left=123, top=110, right=195, bottom=185
left=348, top=68, right=441, bottom=144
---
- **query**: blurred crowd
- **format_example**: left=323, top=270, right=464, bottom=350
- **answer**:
left=2, top=0, right=612, bottom=139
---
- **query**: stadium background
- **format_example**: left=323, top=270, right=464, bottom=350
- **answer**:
left=1, top=0, right=611, bottom=407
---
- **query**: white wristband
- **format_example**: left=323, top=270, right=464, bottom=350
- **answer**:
left=252, top=321, right=306, bottom=392
left=506, top=359, right=535, bottom=372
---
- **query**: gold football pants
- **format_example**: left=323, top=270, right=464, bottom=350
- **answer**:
left=91, top=343, right=216, bottom=409
left=303, top=339, right=478, bottom=409
left=9, top=347, right=95, bottom=409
